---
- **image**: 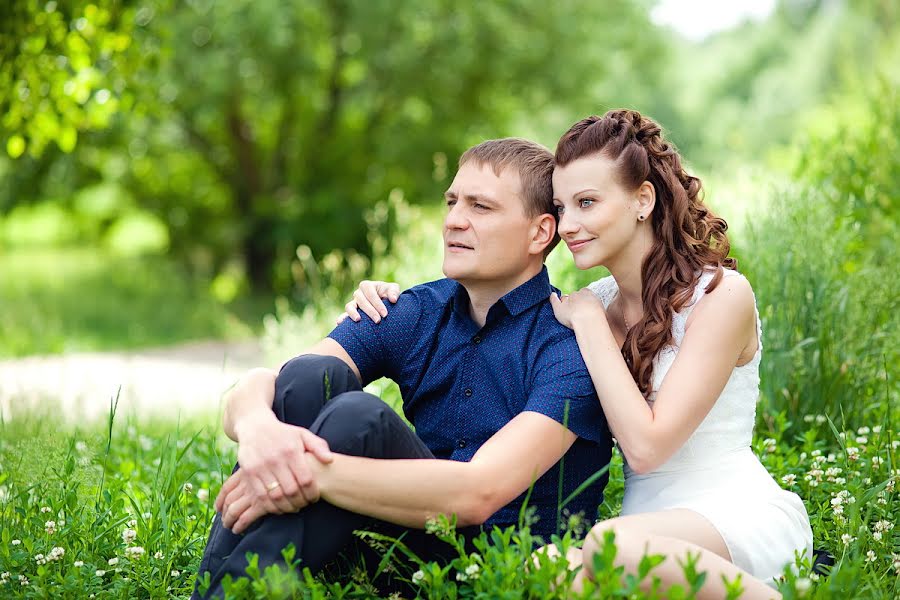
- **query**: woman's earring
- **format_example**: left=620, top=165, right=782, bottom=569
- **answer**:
left=638, top=214, right=646, bottom=221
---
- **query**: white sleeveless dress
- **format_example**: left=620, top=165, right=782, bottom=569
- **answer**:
left=588, top=268, right=813, bottom=585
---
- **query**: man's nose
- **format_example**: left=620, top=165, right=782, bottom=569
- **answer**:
left=444, top=203, right=469, bottom=230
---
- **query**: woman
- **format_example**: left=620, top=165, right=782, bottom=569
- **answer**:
left=340, top=110, right=812, bottom=598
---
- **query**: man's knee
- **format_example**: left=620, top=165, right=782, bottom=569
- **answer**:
left=274, top=354, right=360, bottom=426
left=276, top=354, right=353, bottom=389
left=312, top=392, right=394, bottom=453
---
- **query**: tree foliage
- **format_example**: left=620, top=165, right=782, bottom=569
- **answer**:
left=1, top=0, right=664, bottom=292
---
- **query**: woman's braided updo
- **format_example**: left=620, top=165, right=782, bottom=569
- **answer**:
left=555, top=109, right=736, bottom=397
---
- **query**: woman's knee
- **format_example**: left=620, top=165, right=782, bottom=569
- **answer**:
left=582, top=518, right=649, bottom=575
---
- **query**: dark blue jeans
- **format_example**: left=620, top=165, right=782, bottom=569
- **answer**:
left=192, top=355, right=469, bottom=599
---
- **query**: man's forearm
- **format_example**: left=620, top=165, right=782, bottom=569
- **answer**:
left=313, top=454, right=497, bottom=528
left=222, top=367, right=279, bottom=442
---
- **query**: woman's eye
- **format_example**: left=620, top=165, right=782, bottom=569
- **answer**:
left=579, top=199, right=594, bottom=209
left=554, top=205, right=565, bottom=215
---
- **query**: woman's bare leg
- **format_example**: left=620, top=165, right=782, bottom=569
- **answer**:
left=577, top=509, right=780, bottom=600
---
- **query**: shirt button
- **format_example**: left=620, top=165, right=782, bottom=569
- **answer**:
left=457, top=439, right=467, bottom=449
left=472, top=335, right=482, bottom=344
left=464, top=388, right=473, bottom=397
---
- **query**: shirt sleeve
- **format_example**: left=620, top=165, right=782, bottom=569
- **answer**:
left=524, top=336, right=609, bottom=445
left=327, top=290, right=424, bottom=385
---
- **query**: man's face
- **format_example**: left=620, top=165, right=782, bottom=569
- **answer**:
left=441, top=162, right=538, bottom=287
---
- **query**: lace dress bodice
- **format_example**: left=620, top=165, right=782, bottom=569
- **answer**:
left=587, top=268, right=762, bottom=475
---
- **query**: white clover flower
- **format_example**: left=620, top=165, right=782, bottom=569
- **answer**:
left=795, top=577, right=812, bottom=595
left=834, top=477, right=846, bottom=485
left=11, top=540, right=20, bottom=546
left=95, top=569, right=106, bottom=577
left=411, top=569, right=424, bottom=584
left=34, top=553, right=46, bottom=565
left=871, top=456, right=883, bottom=467
left=781, top=474, right=797, bottom=486
left=18, top=575, right=28, bottom=586
left=856, top=436, right=868, bottom=445
left=814, top=455, right=827, bottom=465
left=763, top=438, right=777, bottom=453
left=45, top=520, right=56, bottom=535
left=811, top=450, right=822, bottom=457
left=171, top=570, right=181, bottom=577
left=892, top=553, right=900, bottom=573
left=809, top=572, right=820, bottom=582
left=826, top=453, right=836, bottom=463
left=74, top=561, right=84, bottom=567
left=866, top=550, right=877, bottom=562
left=874, top=520, right=894, bottom=532
left=846, top=447, right=860, bottom=461
left=58, top=519, right=65, bottom=527
left=127, top=518, right=137, bottom=528
left=864, top=477, right=872, bottom=485
left=825, top=467, right=842, bottom=477
left=75, top=441, right=88, bottom=453
left=803, top=415, right=814, bottom=423
left=40, top=506, right=52, bottom=514
left=873, top=531, right=883, bottom=541
left=830, top=496, right=843, bottom=507
left=108, top=557, right=118, bottom=566
left=142, top=512, right=151, bottom=519
left=799, top=452, right=807, bottom=461
left=125, top=546, right=145, bottom=559
left=832, top=505, right=844, bottom=516
left=841, top=533, right=855, bottom=545
left=122, top=528, right=137, bottom=544
left=465, top=563, right=480, bottom=579
left=857, top=426, right=870, bottom=435
left=872, top=426, right=882, bottom=434
left=0, top=571, right=9, bottom=581
left=154, top=551, right=164, bottom=560
left=815, top=415, right=826, bottom=424
left=197, top=488, right=209, bottom=502
left=48, top=547, right=64, bottom=561
left=878, top=496, right=888, bottom=505
left=183, top=483, right=194, bottom=494
left=455, top=571, right=468, bottom=582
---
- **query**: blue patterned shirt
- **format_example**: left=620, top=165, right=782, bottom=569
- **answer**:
left=328, top=267, right=612, bottom=538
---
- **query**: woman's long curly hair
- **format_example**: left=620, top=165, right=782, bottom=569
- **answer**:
left=555, top=109, right=736, bottom=397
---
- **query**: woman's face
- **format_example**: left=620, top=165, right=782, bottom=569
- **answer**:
left=552, top=154, right=644, bottom=270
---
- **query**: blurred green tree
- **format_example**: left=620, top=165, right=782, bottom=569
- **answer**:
left=2, top=0, right=665, bottom=293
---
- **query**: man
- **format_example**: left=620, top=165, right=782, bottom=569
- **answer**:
left=193, top=139, right=612, bottom=598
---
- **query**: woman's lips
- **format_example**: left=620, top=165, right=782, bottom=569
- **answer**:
left=566, top=238, right=593, bottom=252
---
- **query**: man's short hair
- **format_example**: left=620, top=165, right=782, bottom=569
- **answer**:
left=459, top=138, right=561, bottom=256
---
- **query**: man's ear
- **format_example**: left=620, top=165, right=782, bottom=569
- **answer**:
left=635, top=181, right=656, bottom=219
left=529, top=213, right=557, bottom=256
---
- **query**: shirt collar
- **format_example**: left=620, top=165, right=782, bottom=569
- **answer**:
left=450, top=266, right=551, bottom=321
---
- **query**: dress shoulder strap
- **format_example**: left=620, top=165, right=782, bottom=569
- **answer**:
left=587, top=275, right=618, bottom=309
left=673, top=268, right=759, bottom=349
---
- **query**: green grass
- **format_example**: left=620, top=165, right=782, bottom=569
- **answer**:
left=0, top=402, right=896, bottom=598
left=0, top=248, right=271, bottom=357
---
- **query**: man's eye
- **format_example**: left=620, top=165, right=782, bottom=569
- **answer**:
left=446, top=200, right=457, bottom=207
left=579, top=199, right=594, bottom=209
left=474, top=203, right=489, bottom=210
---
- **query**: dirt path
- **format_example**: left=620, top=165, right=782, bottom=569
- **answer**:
left=0, top=340, right=265, bottom=423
